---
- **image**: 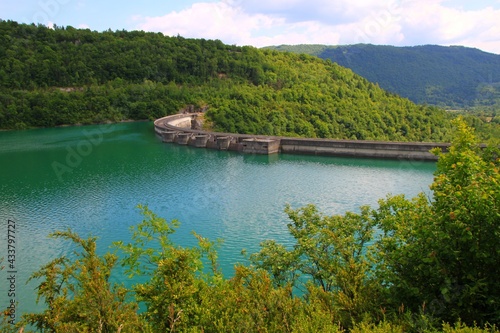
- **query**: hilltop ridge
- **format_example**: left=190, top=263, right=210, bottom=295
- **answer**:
left=265, top=44, right=500, bottom=109
left=1, top=20, right=498, bottom=141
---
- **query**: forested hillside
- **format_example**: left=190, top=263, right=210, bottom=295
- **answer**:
left=1, top=20, right=498, bottom=141
left=267, top=44, right=500, bottom=110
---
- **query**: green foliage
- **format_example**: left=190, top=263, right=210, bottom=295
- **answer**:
left=374, top=118, right=500, bottom=325
left=252, top=118, right=500, bottom=329
left=22, top=230, right=144, bottom=332
left=6, top=20, right=499, bottom=142
left=441, top=322, right=499, bottom=333
left=350, top=321, right=404, bottom=333
left=252, top=204, right=384, bottom=329
left=114, top=205, right=210, bottom=332
left=203, top=55, right=461, bottom=142
left=113, top=205, right=342, bottom=332
left=19, top=120, right=498, bottom=332
left=269, top=44, right=500, bottom=110
left=429, top=120, right=500, bottom=323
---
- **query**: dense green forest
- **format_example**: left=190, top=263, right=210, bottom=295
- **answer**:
left=2, top=120, right=499, bottom=332
left=266, top=44, right=500, bottom=111
left=1, top=20, right=498, bottom=141
left=1, top=20, right=499, bottom=332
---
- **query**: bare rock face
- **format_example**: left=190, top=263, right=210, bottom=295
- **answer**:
left=181, top=104, right=209, bottom=114
left=191, top=117, right=203, bottom=130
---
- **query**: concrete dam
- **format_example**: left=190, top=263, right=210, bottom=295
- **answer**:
left=154, top=113, right=450, bottom=161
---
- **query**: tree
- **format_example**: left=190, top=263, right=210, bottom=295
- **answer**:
left=114, top=205, right=221, bottom=333
left=253, top=117, right=500, bottom=328
left=252, top=204, right=384, bottom=329
left=427, top=119, right=500, bottom=324
left=375, top=118, right=500, bottom=325
left=17, top=119, right=499, bottom=331
left=22, top=230, right=145, bottom=333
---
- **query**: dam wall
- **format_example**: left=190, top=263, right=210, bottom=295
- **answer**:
left=280, top=138, right=447, bottom=160
left=154, top=113, right=450, bottom=161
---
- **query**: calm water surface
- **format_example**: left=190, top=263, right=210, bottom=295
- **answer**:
left=0, top=121, right=436, bottom=316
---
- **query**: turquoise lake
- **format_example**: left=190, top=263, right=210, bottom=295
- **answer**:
left=0, top=121, right=436, bottom=317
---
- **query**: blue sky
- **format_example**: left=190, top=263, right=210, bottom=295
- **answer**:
left=1, top=0, right=500, bottom=54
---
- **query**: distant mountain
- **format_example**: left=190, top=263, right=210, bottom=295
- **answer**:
left=0, top=21, right=453, bottom=141
left=265, top=44, right=500, bottom=109
left=1, top=21, right=498, bottom=141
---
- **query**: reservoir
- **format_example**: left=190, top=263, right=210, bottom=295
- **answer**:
left=0, top=121, right=436, bottom=317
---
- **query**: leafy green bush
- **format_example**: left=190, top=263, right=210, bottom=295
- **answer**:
left=20, top=119, right=498, bottom=332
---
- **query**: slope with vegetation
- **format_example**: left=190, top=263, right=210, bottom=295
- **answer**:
left=1, top=20, right=498, bottom=141
left=267, top=44, right=500, bottom=112
left=2, top=119, right=498, bottom=332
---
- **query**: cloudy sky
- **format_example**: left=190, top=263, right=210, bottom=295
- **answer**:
left=2, top=0, right=500, bottom=54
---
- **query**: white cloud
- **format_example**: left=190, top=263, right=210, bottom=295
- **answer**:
left=240, top=0, right=395, bottom=24
left=135, top=0, right=398, bottom=47
left=252, top=21, right=343, bottom=47
left=398, top=1, right=500, bottom=52
left=135, top=2, right=279, bottom=45
left=134, top=0, right=500, bottom=54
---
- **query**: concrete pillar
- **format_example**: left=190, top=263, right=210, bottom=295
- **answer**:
left=176, top=133, right=192, bottom=145
left=162, top=131, right=178, bottom=143
left=216, top=136, right=231, bottom=150
left=195, top=135, right=209, bottom=148
left=242, top=138, right=281, bottom=154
